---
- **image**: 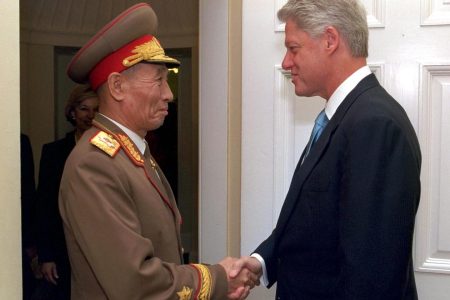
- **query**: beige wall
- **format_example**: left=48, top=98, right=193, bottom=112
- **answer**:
left=227, top=0, right=243, bottom=257
left=0, top=0, right=22, bottom=298
left=21, top=43, right=55, bottom=169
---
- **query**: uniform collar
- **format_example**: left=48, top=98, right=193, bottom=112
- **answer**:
left=99, top=113, right=147, bottom=155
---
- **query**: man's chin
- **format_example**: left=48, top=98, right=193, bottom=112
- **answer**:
left=294, top=89, right=308, bottom=97
left=147, top=120, right=165, bottom=131
left=294, top=86, right=315, bottom=98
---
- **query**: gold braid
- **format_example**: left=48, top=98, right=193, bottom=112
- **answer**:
left=191, top=264, right=212, bottom=300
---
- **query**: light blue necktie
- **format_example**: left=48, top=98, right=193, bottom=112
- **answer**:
left=303, top=109, right=329, bottom=161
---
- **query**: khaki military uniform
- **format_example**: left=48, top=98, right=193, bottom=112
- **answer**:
left=59, top=114, right=227, bottom=300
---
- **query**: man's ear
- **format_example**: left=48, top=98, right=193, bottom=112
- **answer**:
left=323, top=26, right=340, bottom=54
left=107, top=72, right=126, bottom=102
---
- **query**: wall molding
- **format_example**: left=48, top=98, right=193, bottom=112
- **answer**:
left=365, top=0, right=386, bottom=28
left=421, top=0, right=450, bottom=26
left=415, top=63, right=450, bottom=274
left=273, top=65, right=295, bottom=225
left=274, top=0, right=286, bottom=32
left=275, top=0, right=385, bottom=31
left=368, top=62, right=385, bottom=86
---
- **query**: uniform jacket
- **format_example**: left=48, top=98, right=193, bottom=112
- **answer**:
left=255, top=74, right=421, bottom=300
left=59, top=114, right=227, bottom=300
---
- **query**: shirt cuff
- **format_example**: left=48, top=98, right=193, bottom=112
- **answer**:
left=250, top=253, right=269, bottom=287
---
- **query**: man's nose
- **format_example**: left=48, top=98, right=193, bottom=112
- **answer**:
left=281, top=52, right=292, bottom=70
left=162, top=81, right=174, bottom=102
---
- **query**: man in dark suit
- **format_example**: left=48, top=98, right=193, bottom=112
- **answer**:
left=231, top=0, right=421, bottom=299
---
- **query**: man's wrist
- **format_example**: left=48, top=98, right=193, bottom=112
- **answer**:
left=250, top=253, right=269, bottom=286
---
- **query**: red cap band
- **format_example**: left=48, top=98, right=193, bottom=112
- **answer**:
left=89, top=35, right=153, bottom=91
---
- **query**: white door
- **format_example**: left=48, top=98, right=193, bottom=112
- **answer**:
left=241, top=0, right=450, bottom=299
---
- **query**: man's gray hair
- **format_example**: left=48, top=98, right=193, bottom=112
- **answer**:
left=278, top=0, right=368, bottom=57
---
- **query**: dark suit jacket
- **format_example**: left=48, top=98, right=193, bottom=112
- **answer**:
left=255, top=74, right=421, bottom=300
left=21, top=133, right=37, bottom=249
left=36, top=131, right=76, bottom=264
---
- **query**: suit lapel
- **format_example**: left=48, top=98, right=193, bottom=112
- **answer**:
left=274, top=74, right=380, bottom=239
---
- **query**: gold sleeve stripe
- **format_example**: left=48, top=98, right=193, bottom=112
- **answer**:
left=191, top=264, right=212, bottom=300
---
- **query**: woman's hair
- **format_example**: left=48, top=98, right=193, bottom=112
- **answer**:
left=278, top=0, right=369, bottom=57
left=64, top=84, right=97, bottom=126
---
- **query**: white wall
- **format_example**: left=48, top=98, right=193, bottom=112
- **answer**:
left=199, top=0, right=229, bottom=263
left=0, top=0, right=22, bottom=298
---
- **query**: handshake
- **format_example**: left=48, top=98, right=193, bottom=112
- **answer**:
left=219, top=256, right=263, bottom=300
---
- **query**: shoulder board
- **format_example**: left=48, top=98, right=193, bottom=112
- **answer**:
left=90, top=131, right=121, bottom=157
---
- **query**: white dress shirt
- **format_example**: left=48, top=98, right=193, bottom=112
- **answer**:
left=100, top=113, right=148, bottom=155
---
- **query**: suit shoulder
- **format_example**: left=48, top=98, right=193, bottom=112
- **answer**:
left=43, top=132, right=76, bottom=151
left=89, top=130, right=121, bottom=158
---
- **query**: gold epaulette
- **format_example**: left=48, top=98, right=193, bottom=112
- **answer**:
left=90, top=131, right=121, bottom=157
left=190, top=264, right=212, bottom=300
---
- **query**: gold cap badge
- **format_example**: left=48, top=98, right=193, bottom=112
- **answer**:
left=123, top=36, right=180, bottom=68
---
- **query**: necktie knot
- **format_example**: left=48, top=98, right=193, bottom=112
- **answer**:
left=315, top=110, right=328, bottom=129
left=302, top=109, right=329, bottom=163
left=311, top=110, right=329, bottom=144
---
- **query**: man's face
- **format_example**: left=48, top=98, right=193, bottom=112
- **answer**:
left=122, top=63, right=173, bottom=134
left=282, top=20, right=327, bottom=98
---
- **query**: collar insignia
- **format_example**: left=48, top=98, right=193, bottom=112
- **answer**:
left=117, top=134, right=144, bottom=164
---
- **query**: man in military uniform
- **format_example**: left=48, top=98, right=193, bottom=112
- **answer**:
left=59, top=3, right=259, bottom=300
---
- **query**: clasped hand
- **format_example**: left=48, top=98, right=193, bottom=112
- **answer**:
left=219, top=256, right=262, bottom=300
